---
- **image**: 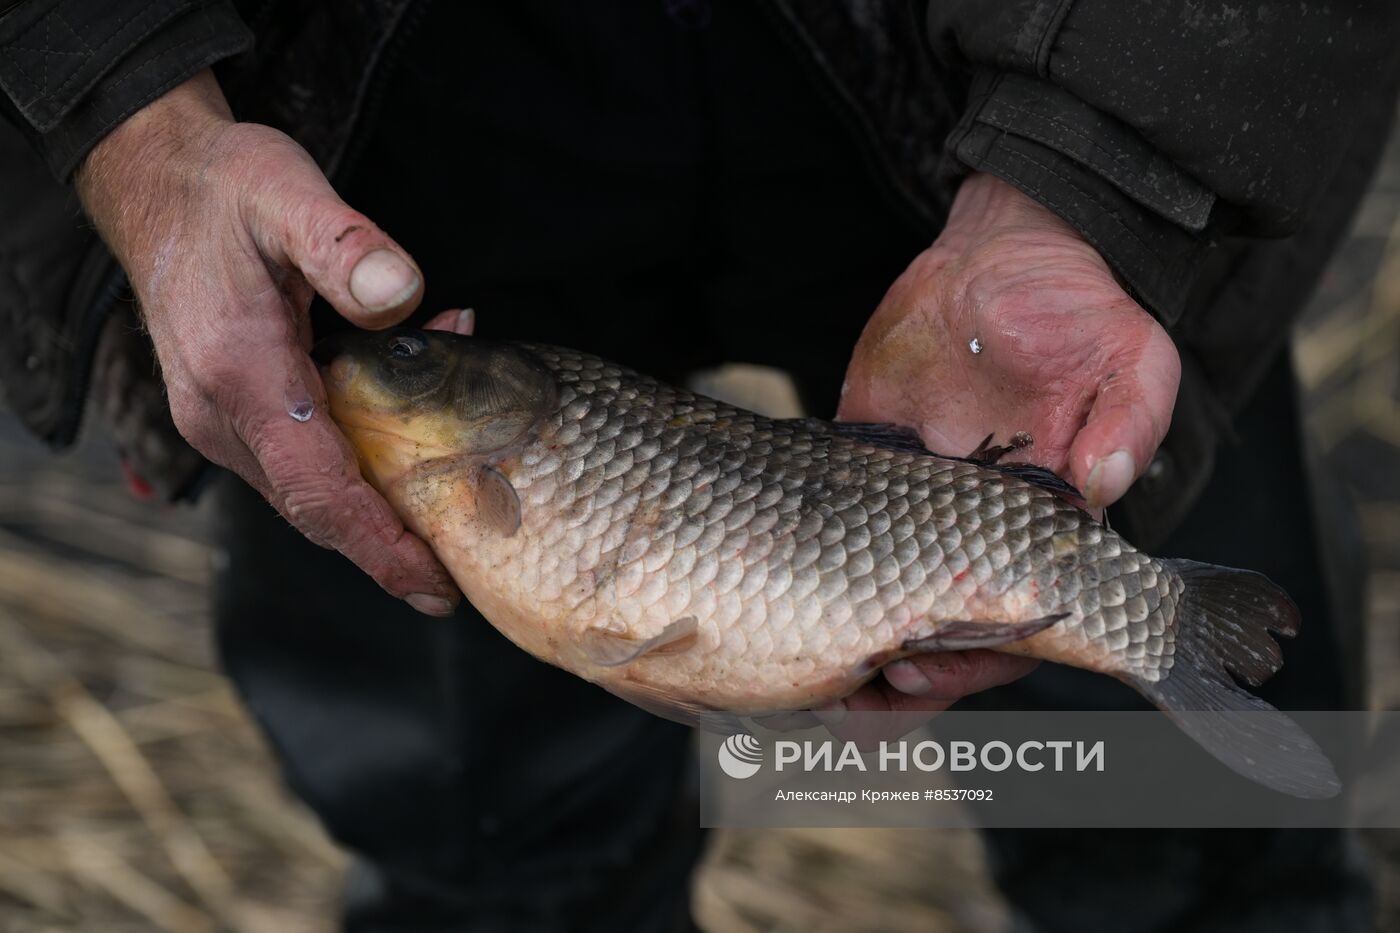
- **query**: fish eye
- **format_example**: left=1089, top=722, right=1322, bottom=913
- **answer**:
left=388, top=335, right=426, bottom=360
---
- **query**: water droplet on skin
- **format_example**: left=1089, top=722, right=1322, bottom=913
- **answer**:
left=968, top=337, right=983, bottom=355
left=288, top=400, right=315, bottom=422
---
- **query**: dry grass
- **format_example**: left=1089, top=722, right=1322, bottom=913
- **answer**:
left=1, top=125, right=1398, bottom=933
left=0, top=463, right=345, bottom=932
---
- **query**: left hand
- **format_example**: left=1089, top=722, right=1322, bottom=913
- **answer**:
left=828, top=172, right=1181, bottom=735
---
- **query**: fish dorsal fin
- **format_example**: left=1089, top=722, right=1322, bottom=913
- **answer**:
left=805, top=420, right=932, bottom=454
left=582, top=616, right=698, bottom=668
left=475, top=465, right=521, bottom=536
left=988, top=463, right=1082, bottom=499
left=805, top=421, right=1083, bottom=500
left=901, top=614, right=1068, bottom=653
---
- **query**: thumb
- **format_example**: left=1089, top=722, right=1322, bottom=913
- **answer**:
left=272, top=188, right=424, bottom=329
left=1068, top=328, right=1181, bottom=510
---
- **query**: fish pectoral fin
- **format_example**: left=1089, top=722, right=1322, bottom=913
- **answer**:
left=475, top=464, right=521, bottom=536
left=582, top=616, right=698, bottom=668
left=902, top=614, right=1068, bottom=653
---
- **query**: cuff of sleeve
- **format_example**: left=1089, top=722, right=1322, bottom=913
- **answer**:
left=0, top=0, right=251, bottom=179
left=946, top=71, right=1217, bottom=325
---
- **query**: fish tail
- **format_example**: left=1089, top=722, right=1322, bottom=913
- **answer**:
left=1125, top=559, right=1339, bottom=799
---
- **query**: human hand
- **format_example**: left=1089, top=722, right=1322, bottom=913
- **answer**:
left=829, top=172, right=1181, bottom=728
left=76, top=70, right=460, bottom=615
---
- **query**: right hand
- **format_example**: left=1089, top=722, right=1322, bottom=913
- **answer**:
left=829, top=173, right=1180, bottom=737
left=76, top=70, right=460, bottom=615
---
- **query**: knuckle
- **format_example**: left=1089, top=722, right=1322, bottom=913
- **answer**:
left=189, top=361, right=241, bottom=400
left=273, top=465, right=398, bottom=554
left=164, top=382, right=217, bottom=447
left=257, top=442, right=433, bottom=594
left=297, top=201, right=381, bottom=268
left=916, top=650, right=991, bottom=698
left=931, top=650, right=978, bottom=682
left=180, top=336, right=251, bottom=400
left=278, top=476, right=351, bottom=544
left=167, top=399, right=211, bottom=447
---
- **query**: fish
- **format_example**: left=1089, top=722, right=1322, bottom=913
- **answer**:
left=315, top=327, right=1338, bottom=798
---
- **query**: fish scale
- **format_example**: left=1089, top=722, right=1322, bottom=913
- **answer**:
left=319, top=327, right=1338, bottom=797
left=505, top=345, right=1176, bottom=702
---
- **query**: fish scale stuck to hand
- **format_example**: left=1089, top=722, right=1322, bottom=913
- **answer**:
left=315, top=327, right=1338, bottom=799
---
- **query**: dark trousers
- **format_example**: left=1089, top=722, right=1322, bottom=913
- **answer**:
left=212, top=2, right=1370, bottom=929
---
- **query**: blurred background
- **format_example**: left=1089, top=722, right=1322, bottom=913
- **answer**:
left=2, top=144, right=1399, bottom=933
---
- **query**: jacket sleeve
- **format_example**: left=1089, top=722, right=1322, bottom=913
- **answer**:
left=929, top=1, right=1400, bottom=324
left=0, top=0, right=251, bottom=180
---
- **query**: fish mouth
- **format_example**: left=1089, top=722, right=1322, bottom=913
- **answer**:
left=313, top=344, right=462, bottom=483
left=311, top=343, right=455, bottom=465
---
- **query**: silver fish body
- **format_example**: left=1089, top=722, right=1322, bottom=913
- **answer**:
left=465, top=347, right=1175, bottom=705
left=319, top=329, right=1337, bottom=797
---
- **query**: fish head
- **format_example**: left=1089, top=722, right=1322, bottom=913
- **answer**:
left=314, top=327, right=556, bottom=490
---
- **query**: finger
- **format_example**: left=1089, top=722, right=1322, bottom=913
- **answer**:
left=884, top=650, right=1041, bottom=700
left=235, top=349, right=459, bottom=613
left=259, top=184, right=424, bottom=328
left=423, top=308, right=476, bottom=335
left=1069, top=325, right=1181, bottom=509
left=258, top=415, right=460, bottom=611
left=816, top=688, right=936, bottom=749
left=867, top=684, right=956, bottom=717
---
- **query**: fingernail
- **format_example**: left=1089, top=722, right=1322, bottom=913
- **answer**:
left=406, top=593, right=455, bottom=617
left=456, top=307, right=476, bottom=335
left=349, top=249, right=420, bottom=312
left=813, top=700, right=847, bottom=726
left=884, top=659, right=933, bottom=695
left=1086, top=449, right=1135, bottom=509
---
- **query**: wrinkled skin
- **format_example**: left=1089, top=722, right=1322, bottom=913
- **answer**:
left=842, top=173, right=1180, bottom=506
left=76, top=71, right=459, bottom=615
left=78, top=69, right=1178, bottom=719
left=833, top=173, right=1181, bottom=732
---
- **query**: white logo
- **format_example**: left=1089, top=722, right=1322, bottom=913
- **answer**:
left=717, top=734, right=764, bottom=779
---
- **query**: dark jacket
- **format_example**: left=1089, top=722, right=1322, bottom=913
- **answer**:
left=1, top=0, right=1397, bottom=547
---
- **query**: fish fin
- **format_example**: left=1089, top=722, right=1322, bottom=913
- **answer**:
left=967, top=433, right=997, bottom=461
left=966, top=431, right=1034, bottom=466
left=1125, top=559, right=1339, bottom=799
left=810, top=421, right=1084, bottom=500
left=960, top=433, right=1083, bottom=500
left=808, top=420, right=932, bottom=454
left=901, top=614, right=1067, bottom=653
left=988, top=463, right=1083, bottom=500
left=475, top=465, right=521, bottom=536
left=582, top=616, right=698, bottom=668
left=603, top=679, right=743, bottom=734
